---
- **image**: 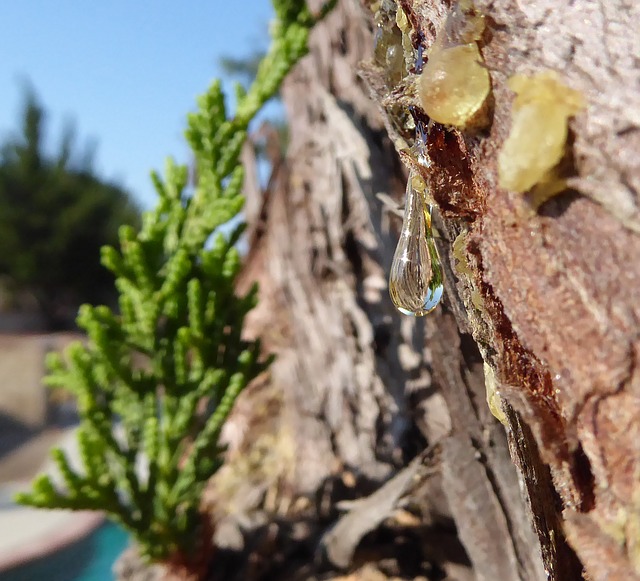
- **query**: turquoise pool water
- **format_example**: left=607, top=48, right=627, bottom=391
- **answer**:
left=0, top=521, right=130, bottom=581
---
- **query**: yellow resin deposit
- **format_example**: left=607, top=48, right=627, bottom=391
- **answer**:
left=498, top=71, right=584, bottom=193
left=418, top=2, right=490, bottom=127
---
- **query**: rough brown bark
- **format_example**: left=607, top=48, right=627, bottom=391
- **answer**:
left=399, top=1, right=640, bottom=579
left=211, top=1, right=544, bottom=581
left=203, top=1, right=640, bottom=581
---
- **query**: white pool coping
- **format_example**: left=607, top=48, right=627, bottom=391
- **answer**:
left=0, top=427, right=106, bottom=572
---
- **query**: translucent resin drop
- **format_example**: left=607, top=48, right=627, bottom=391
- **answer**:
left=389, top=172, right=444, bottom=316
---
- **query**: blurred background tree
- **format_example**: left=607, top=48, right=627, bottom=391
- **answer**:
left=0, top=90, right=140, bottom=330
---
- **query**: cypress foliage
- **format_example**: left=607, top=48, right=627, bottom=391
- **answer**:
left=16, top=0, right=336, bottom=562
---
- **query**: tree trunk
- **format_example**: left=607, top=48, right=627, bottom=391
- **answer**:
left=209, top=1, right=640, bottom=580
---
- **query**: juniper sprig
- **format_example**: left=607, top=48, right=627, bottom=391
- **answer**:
left=16, top=0, right=336, bottom=562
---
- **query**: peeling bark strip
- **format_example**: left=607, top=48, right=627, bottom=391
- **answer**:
left=321, top=450, right=424, bottom=568
left=226, top=0, right=640, bottom=580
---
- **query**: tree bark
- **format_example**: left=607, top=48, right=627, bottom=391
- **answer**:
left=212, top=1, right=640, bottom=580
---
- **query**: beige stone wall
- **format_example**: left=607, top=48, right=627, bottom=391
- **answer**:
left=0, top=334, right=79, bottom=428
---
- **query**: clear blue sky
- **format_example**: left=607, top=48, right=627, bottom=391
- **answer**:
left=0, top=1, right=274, bottom=209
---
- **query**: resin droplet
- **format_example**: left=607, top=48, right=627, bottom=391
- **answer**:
left=389, top=173, right=444, bottom=316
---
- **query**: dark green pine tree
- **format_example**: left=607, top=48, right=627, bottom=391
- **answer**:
left=0, top=91, right=140, bottom=329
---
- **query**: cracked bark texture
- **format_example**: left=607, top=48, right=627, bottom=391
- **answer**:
left=223, top=0, right=640, bottom=580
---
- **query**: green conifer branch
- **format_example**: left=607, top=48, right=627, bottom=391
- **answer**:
left=16, top=0, right=335, bottom=563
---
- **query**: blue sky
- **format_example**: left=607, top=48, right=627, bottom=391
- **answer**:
left=0, top=1, right=275, bottom=208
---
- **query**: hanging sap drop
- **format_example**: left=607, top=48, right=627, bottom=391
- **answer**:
left=389, top=173, right=444, bottom=316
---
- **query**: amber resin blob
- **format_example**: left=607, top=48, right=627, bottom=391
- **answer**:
left=498, top=71, right=584, bottom=193
left=418, top=1, right=490, bottom=128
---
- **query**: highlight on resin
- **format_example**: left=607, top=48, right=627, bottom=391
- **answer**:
left=417, top=0, right=491, bottom=128
left=498, top=70, right=584, bottom=193
left=389, top=169, right=444, bottom=317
